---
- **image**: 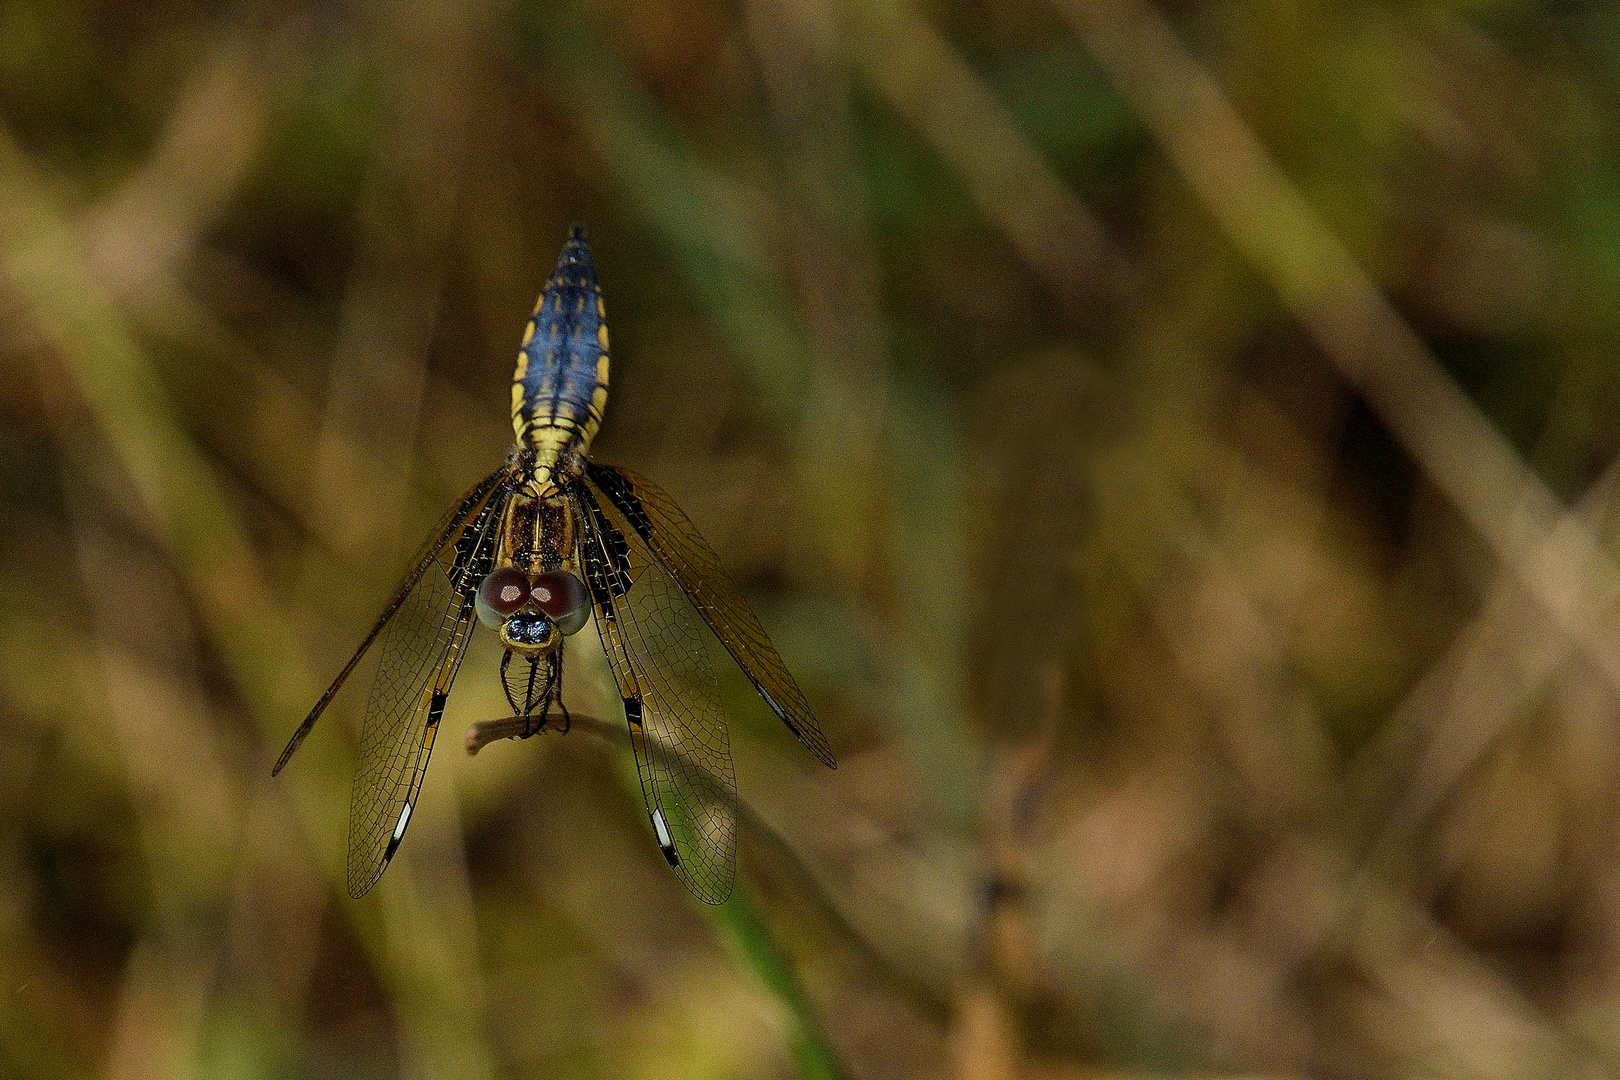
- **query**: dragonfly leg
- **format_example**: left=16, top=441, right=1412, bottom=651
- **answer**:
left=549, top=650, right=571, bottom=734
left=523, top=656, right=543, bottom=732
left=501, top=646, right=569, bottom=737
left=501, top=648, right=546, bottom=735
left=529, top=650, right=570, bottom=735
left=499, top=649, right=523, bottom=717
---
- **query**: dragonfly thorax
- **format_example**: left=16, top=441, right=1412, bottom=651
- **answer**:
left=497, top=492, right=576, bottom=575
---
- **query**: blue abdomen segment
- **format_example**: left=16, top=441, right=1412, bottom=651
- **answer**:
left=513, top=225, right=610, bottom=489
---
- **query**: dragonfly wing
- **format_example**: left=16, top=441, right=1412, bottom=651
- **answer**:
left=585, top=463, right=835, bottom=768
left=578, top=484, right=737, bottom=905
left=273, top=467, right=508, bottom=776
left=345, top=485, right=505, bottom=897
left=347, top=556, right=466, bottom=897
left=274, top=467, right=506, bottom=898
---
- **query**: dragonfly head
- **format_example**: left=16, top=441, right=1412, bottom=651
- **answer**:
left=476, top=566, right=592, bottom=655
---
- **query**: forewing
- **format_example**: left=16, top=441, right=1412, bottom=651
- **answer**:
left=585, top=463, right=835, bottom=768
left=579, top=486, right=738, bottom=905
left=346, top=564, right=462, bottom=896
left=273, top=467, right=507, bottom=776
left=346, top=484, right=504, bottom=897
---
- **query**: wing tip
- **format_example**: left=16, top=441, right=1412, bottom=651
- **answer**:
left=799, top=730, right=837, bottom=769
left=779, top=714, right=837, bottom=769
left=270, top=729, right=306, bottom=777
left=687, top=870, right=735, bottom=906
left=273, top=696, right=333, bottom=776
left=347, top=860, right=382, bottom=899
left=348, top=856, right=390, bottom=900
left=346, top=803, right=415, bottom=898
left=763, top=693, right=837, bottom=768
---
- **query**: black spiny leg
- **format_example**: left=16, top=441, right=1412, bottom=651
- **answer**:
left=525, top=656, right=545, bottom=732
left=500, top=650, right=542, bottom=736
left=501, top=648, right=568, bottom=738
left=547, top=650, right=571, bottom=734
left=500, top=649, right=521, bottom=716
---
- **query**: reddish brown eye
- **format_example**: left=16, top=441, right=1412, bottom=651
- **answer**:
left=531, top=571, right=591, bottom=634
left=476, top=567, right=531, bottom=629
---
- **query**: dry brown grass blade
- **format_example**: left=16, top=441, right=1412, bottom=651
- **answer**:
left=1358, top=456, right=1620, bottom=854
left=1, top=39, right=332, bottom=1080
left=1056, top=0, right=1620, bottom=698
left=0, top=127, right=314, bottom=729
left=1049, top=6, right=1620, bottom=988
left=57, top=468, right=247, bottom=1080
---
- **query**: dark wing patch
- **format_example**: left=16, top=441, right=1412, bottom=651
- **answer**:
left=585, top=463, right=835, bottom=769
left=580, top=486, right=737, bottom=904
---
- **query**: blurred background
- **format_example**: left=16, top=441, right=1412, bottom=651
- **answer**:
left=4, top=0, right=1620, bottom=1076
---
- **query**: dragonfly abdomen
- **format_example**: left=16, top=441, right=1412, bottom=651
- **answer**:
left=513, top=225, right=610, bottom=495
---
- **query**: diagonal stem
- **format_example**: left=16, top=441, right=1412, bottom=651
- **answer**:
left=1056, top=0, right=1620, bottom=698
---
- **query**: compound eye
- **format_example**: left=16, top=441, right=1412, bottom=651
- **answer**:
left=531, top=571, right=591, bottom=635
left=476, top=567, right=530, bottom=629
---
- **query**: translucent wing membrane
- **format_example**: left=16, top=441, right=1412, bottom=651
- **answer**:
left=348, top=487, right=503, bottom=896
left=580, top=486, right=738, bottom=904
left=272, top=468, right=507, bottom=777
left=273, top=468, right=507, bottom=898
left=346, top=551, right=466, bottom=896
left=585, top=463, right=835, bottom=769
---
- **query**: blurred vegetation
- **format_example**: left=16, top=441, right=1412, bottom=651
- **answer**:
left=5, top=0, right=1620, bottom=1077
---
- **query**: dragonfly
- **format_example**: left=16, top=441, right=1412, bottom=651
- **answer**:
left=273, top=225, right=835, bottom=904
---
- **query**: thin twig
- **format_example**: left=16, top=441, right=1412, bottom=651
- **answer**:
left=464, top=712, right=615, bottom=755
